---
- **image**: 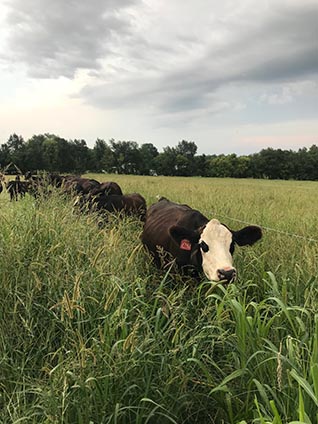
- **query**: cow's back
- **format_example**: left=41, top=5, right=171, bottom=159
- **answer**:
left=142, top=198, right=208, bottom=258
left=63, top=177, right=100, bottom=195
left=100, top=181, right=123, bottom=196
left=91, top=193, right=146, bottom=220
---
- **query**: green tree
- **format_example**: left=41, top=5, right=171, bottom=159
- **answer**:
left=175, top=154, right=191, bottom=176
left=42, top=137, right=59, bottom=172
left=236, top=156, right=251, bottom=178
left=23, top=134, right=47, bottom=171
left=194, top=154, right=210, bottom=177
left=69, top=139, right=90, bottom=173
left=174, top=140, right=198, bottom=176
left=208, top=154, right=236, bottom=177
left=175, top=140, right=197, bottom=158
left=92, top=139, right=114, bottom=172
left=55, top=136, right=74, bottom=172
left=139, top=143, right=159, bottom=175
left=6, top=133, right=25, bottom=153
left=4, top=134, right=26, bottom=170
left=305, top=145, right=318, bottom=180
left=23, top=134, right=73, bottom=173
left=109, top=140, right=141, bottom=174
left=250, top=148, right=294, bottom=180
left=154, top=147, right=177, bottom=176
left=0, top=143, right=11, bottom=169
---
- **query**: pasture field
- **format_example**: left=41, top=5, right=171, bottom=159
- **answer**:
left=1, top=174, right=318, bottom=424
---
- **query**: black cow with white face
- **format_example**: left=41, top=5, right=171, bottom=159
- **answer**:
left=141, top=197, right=262, bottom=283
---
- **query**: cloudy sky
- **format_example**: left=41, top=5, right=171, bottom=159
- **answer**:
left=0, top=0, right=317, bottom=155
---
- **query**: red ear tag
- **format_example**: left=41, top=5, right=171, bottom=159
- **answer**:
left=180, top=239, right=192, bottom=251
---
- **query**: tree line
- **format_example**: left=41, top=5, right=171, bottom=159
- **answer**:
left=1, top=133, right=318, bottom=180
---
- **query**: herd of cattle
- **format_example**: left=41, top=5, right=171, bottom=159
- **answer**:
left=0, top=172, right=263, bottom=283
left=1, top=172, right=147, bottom=219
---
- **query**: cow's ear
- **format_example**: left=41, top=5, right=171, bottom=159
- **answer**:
left=232, top=225, right=262, bottom=246
left=169, top=225, right=200, bottom=245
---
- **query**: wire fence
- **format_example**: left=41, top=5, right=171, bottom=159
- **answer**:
left=215, top=213, right=318, bottom=244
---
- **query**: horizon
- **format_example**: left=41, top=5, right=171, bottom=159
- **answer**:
left=3, top=132, right=318, bottom=158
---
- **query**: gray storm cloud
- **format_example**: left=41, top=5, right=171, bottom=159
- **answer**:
left=3, top=0, right=318, bottom=116
left=79, top=1, right=318, bottom=114
left=3, top=0, right=136, bottom=78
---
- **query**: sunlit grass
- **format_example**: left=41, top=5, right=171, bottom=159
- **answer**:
left=0, top=176, right=318, bottom=423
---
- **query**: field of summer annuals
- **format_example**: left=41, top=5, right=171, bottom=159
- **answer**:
left=1, top=174, right=318, bottom=424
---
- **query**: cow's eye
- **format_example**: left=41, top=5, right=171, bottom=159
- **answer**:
left=199, top=241, right=209, bottom=253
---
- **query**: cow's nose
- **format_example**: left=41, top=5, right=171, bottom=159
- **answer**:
left=217, top=268, right=236, bottom=282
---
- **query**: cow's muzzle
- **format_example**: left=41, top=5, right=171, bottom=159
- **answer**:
left=217, top=267, right=236, bottom=283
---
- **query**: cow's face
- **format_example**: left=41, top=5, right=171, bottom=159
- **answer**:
left=198, top=219, right=263, bottom=283
left=169, top=219, right=262, bottom=283
left=199, top=219, right=236, bottom=282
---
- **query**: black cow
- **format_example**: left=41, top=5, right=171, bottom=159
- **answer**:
left=89, top=181, right=123, bottom=197
left=6, top=180, right=30, bottom=201
left=141, top=198, right=262, bottom=283
left=0, top=172, right=6, bottom=194
left=24, top=171, right=52, bottom=197
left=63, top=177, right=101, bottom=195
left=24, top=171, right=44, bottom=184
left=48, top=173, right=66, bottom=188
left=84, top=193, right=147, bottom=221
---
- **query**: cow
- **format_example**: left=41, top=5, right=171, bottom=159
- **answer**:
left=24, top=171, right=52, bottom=197
left=6, top=180, right=30, bottom=201
left=48, top=173, right=66, bottom=188
left=0, top=172, right=6, bottom=194
left=141, top=197, right=262, bottom=283
left=89, top=181, right=123, bottom=198
left=62, top=177, right=101, bottom=195
left=24, top=171, right=45, bottom=185
left=24, top=171, right=34, bottom=180
left=83, top=193, right=147, bottom=221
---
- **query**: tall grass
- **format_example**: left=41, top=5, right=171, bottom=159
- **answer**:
left=0, top=176, right=318, bottom=423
